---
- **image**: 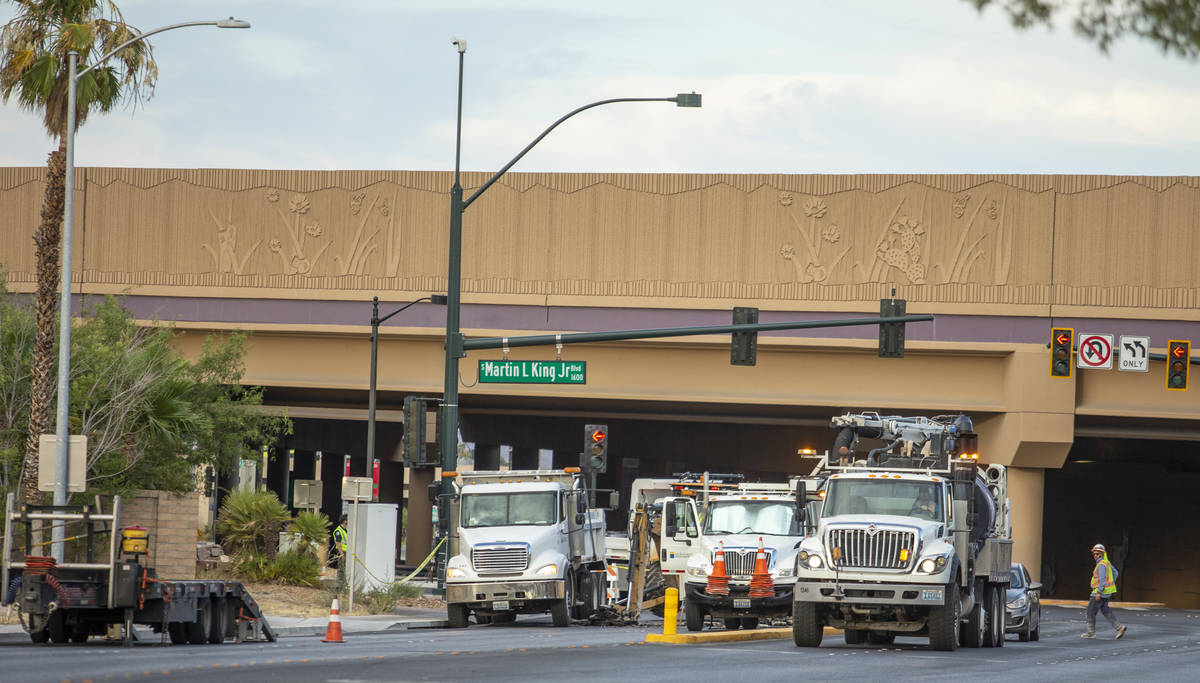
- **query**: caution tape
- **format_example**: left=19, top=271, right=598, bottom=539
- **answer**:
left=350, top=535, right=448, bottom=583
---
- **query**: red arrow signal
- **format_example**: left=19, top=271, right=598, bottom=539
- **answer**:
left=1172, top=344, right=1187, bottom=358
left=1056, top=333, right=1070, bottom=345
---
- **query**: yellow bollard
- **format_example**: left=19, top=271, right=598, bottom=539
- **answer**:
left=663, top=587, right=679, bottom=636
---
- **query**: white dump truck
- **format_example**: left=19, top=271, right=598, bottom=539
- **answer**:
left=682, top=479, right=818, bottom=631
left=792, top=413, right=1012, bottom=651
left=443, top=468, right=609, bottom=627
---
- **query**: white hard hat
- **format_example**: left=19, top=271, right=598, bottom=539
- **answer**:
left=1091, top=543, right=1106, bottom=553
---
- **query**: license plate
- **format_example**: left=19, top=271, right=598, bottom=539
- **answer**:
left=733, top=598, right=751, bottom=609
left=492, top=600, right=510, bottom=611
left=920, top=589, right=943, bottom=602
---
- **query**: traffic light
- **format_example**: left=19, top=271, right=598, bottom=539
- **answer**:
left=583, top=424, right=608, bottom=473
left=1050, top=327, right=1074, bottom=378
left=878, top=298, right=906, bottom=358
left=1167, top=340, right=1190, bottom=391
left=403, top=396, right=427, bottom=465
left=731, top=306, right=758, bottom=366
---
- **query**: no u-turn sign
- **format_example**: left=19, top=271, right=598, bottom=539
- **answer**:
left=1077, top=333, right=1114, bottom=370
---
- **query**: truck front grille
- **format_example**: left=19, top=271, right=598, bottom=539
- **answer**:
left=827, top=526, right=916, bottom=570
left=713, top=547, right=773, bottom=577
left=471, top=545, right=529, bottom=573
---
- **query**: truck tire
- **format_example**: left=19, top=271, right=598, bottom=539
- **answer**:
left=186, top=601, right=212, bottom=644
left=685, top=599, right=705, bottom=632
left=723, top=618, right=741, bottom=630
left=550, top=574, right=571, bottom=627
left=69, top=628, right=89, bottom=643
left=208, top=597, right=228, bottom=644
left=792, top=601, right=822, bottom=647
left=28, top=614, right=49, bottom=643
left=47, top=611, right=67, bottom=644
left=741, top=617, right=759, bottom=630
left=168, top=622, right=188, bottom=644
left=867, top=631, right=894, bottom=645
left=844, top=628, right=868, bottom=645
left=928, top=583, right=960, bottom=652
left=983, top=584, right=1004, bottom=648
left=962, top=581, right=987, bottom=648
left=447, top=604, right=469, bottom=629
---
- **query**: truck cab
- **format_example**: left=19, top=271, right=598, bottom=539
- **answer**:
left=443, top=469, right=607, bottom=627
left=682, top=481, right=810, bottom=631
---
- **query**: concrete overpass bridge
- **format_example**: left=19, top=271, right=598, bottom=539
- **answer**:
left=2, top=168, right=1197, bottom=605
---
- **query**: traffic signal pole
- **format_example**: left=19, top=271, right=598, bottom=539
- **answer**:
left=459, top=313, right=935, bottom=352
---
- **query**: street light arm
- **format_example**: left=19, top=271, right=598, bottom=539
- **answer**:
left=461, top=96, right=675, bottom=209
left=76, top=19, right=250, bottom=79
left=376, top=296, right=433, bottom=325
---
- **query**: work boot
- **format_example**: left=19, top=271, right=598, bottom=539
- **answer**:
left=1116, top=625, right=1127, bottom=639
left=1081, top=632, right=1095, bottom=639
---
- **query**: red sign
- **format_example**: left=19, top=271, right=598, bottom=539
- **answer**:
left=372, top=459, right=380, bottom=501
left=343, top=454, right=351, bottom=477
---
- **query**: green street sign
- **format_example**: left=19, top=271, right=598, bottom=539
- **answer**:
left=478, top=360, right=586, bottom=384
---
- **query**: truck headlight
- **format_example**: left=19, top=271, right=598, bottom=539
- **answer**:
left=805, top=554, right=823, bottom=569
left=535, top=564, right=559, bottom=576
left=774, top=567, right=795, bottom=578
left=447, top=567, right=466, bottom=578
left=917, top=555, right=948, bottom=574
left=686, top=565, right=710, bottom=578
left=1007, top=594, right=1027, bottom=610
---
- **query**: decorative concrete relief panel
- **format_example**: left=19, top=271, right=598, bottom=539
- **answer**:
left=1054, top=182, right=1200, bottom=311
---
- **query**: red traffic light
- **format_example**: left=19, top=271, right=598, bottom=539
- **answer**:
left=1167, top=340, right=1190, bottom=391
left=1172, top=344, right=1186, bottom=358
left=1055, top=332, right=1070, bottom=346
left=590, top=428, right=606, bottom=443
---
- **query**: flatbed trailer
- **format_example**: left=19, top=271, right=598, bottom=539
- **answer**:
left=1, top=494, right=275, bottom=645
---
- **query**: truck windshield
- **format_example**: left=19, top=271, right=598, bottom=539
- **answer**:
left=461, top=492, right=558, bottom=527
left=822, top=479, right=944, bottom=521
left=703, top=501, right=800, bottom=536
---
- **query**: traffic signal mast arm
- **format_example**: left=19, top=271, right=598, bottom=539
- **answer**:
left=460, top=313, right=934, bottom=351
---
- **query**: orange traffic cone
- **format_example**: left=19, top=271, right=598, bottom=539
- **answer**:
left=706, top=543, right=730, bottom=596
left=321, top=598, right=345, bottom=643
left=748, top=537, right=775, bottom=598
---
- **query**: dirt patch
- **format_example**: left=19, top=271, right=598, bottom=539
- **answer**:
left=240, top=581, right=445, bottom=617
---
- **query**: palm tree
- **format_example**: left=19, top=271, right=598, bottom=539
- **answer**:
left=0, top=1, right=157, bottom=503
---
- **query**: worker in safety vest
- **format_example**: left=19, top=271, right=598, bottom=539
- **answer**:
left=1083, top=543, right=1127, bottom=639
left=333, top=515, right=349, bottom=587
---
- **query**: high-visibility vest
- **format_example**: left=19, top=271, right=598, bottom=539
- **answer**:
left=333, top=525, right=348, bottom=552
left=1091, top=557, right=1117, bottom=595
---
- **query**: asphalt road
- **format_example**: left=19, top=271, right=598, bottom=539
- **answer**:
left=6, top=605, right=1200, bottom=683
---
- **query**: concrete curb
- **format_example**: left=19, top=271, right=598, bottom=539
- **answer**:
left=646, top=626, right=840, bottom=644
left=273, top=619, right=447, bottom=638
left=1041, top=599, right=1166, bottom=609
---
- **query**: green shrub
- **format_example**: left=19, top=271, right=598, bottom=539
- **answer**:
left=358, top=581, right=423, bottom=614
left=270, top=549, right=321, bottom=587
left=216, top=490, right=290, bottom=558
left=232, top=550, right=273, bottom=582
left=288, top=510, right=330, bottom=558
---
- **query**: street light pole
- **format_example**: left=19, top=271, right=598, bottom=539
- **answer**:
left=52, top=18, right=250, bottom=561
left=366, top=294, right=446, bottom=476
left=437, top=41, right=701, bottom=582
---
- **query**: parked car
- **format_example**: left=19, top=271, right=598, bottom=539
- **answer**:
left=1005, top=562, right=1041, bottom=641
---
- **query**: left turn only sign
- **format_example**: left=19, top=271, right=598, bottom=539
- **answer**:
left=1077, top=333, right=1114, bottom=370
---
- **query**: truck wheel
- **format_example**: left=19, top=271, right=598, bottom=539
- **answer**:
left=844, top=628, right=868, bottom=645
left=741, top=617, right=759, bottom=631
left=685, top=599, right=705, bottom=632
left=28, top=614, right=49, bottom=643
left=550, top=574, right=572, bottom=627
left=723, top=618, right=741, bottom=630
left=447, top=604, right=469, bottom=629
left=962, top=581, right=987, bottom=648
left=186, top=601, right=211, bottom=644
left=984, top=584, right=1004, bottom=648
left=576, top=571, right=596, bottom=619
left=168, top=622, right=187, bottom=644
left=47, top=611, right=68, bottom=644
left=928, top=583, right=960, bottom=652
left=867, top=631, right=894, bottom=645
left=69, top=628, right=89, bottom=643
left=208, top=597, right=228, bottom=644
left=791, top=601, right=822, bottom=647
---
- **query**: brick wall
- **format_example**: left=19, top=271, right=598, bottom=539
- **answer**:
left=119, top=490, right=199, bottom=579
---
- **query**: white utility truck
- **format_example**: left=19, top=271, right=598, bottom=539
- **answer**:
left=443, top=468, right=608, bottom=627
left=682, top=478, right=818, bottom=631
left=792, top=413, right=1012, bottom=651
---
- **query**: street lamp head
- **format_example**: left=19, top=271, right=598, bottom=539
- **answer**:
left=431, top=294, right=449, bottom=305
left=452, top=37, right=467, bottom=53
left=216, top=17, right=251, bottom=29
left=674, top=92, right=702, bottom=107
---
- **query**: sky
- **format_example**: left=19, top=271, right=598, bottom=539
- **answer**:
left=1, top=0, right=1198, bottom=175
